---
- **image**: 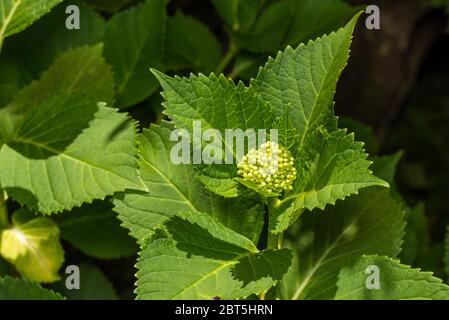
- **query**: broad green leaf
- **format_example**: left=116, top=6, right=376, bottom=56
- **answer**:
left=165, top=11, right=222, bottom=73
left=0, top=209, right=64, bottom=283
left=153, top=71, right=276, bottom=197
left=5, top=1, right=106, bottom=79
left=0, top=44, right=115, bottom=140
left=311, top=255, right=449, bottom=300
left=0, top=94, right=146, bottom=214
left=56, top=201, right=138, bottom=259
left=103, top=0, right=165, bottom=109
left=113, top=124, right=264, bottom=244
left=0, top=276, right=64, bottom=300
left=136, top=211, right=292, bottom=300
left=271, top=128, right=388, bottom=233
left=0, top=0, right=62, bottom=49
left=252, top=14, right=360, bottom=147
left=210, top=0, right=264, bottom=32
left=281, top=188, right=405, bottom=300
left=50, top=263, right=118, bottom=300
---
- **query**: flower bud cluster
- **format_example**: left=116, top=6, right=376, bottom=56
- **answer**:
left=237, top=141, right=297, bottom=194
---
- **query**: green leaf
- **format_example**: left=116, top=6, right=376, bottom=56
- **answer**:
left=103, top=0, right=165, bottom=109
left=136, top=211, right=292, bottom=300
left=0, top=53, right=20, bottom=106
left=252, top=14, right=360, bottom=147
left=232, top=0, right=292, bottom=53
left=210, top=0, right=264, bottom=32
left=371, top=152, right=403, bottom=186
left=0, top=0, right=62, bottom=47
left=56, top=201, right=138, bottom=259
left=0, top=94, right=146, bottom=214
left=281, top=188, right=405, bottom=299
left=0, top=44, right=115, bottom=140
left=312, top=255, right=449, bottom=300
left=282, top=0, right=359, bottom=47
left=113, top=124, right=264, bottom=244
left=0, top=209, right=64, bottom=283
left=165, top=11, right=222, bottom=73
left=5, top=1, right=106, bottom=79
left=50, top=263, right=118, bottom=300
left=339, top=117, right=378, bottom=155
left=271, top=128, right=388, bottom=233
left=153, top=71, right=276, bottom=197
left=400, top=203, right=429, bottom=266
left=0, top=276, right=64, bottom=300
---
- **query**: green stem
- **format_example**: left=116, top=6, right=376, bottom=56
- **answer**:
left=214, top=41, right=239, bottom=75
left=0, top=190, right=8, bottom=228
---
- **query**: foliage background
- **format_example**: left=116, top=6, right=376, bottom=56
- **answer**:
left=0, top=0, right=448, bottom=299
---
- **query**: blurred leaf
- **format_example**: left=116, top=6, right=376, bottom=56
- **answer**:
left=339, top=117, right=379, bottom=155
left=104, top=0, right=165, bottom=109
left=371, top=152, right=403, bottom=186
left=210, top=0, right=264, bottom=32
left=57, top=201, right=138, bottom=259
left=4, top=1, right=106, bottom=79
left=0, top=209, right=64, bottom=283
left=165, top=11, right=222, bottom=73
left=51, top=263, right=117, bottom=300
left=0, top=0, right=62, bottom=45
left=232, top=0, right=358, bottom=53
left=0, top=276, right=64, bottom=300
left=85, top=0, right=136, bottom=13
left=233, top=0, right=291, bottom=53
left=400, top=203, right=429, bottom=266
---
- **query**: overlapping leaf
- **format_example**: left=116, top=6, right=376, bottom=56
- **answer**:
left=0, top=94, right=145, bottom=213
left=4, top=1, right=106, bottom=78
left=136, top=211, right=292, bottom=300
left=252, top=14, right=359, bottom=146
left=0, top=0, right=62, bottom=48
left=113, top=124, right=264, bottom=244
left=270, top=128, right=388, bottom=233
left=279, top=188, right=405, bottom=299
left=0, top=276, right=63, bottom=300
left=310, top=255, right=449, bottom=299
left=0, top=44, right=115, bottom=140
left=57, top=201, right=138, bottom=259
left=153, top=71, right=276, bottom=197
left=103, top=0, right=165, bottom=108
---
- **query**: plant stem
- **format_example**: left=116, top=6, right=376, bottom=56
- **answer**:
left=214, top=41, right=239, bottom=75
left=0, top=189, right=8, bottom=228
